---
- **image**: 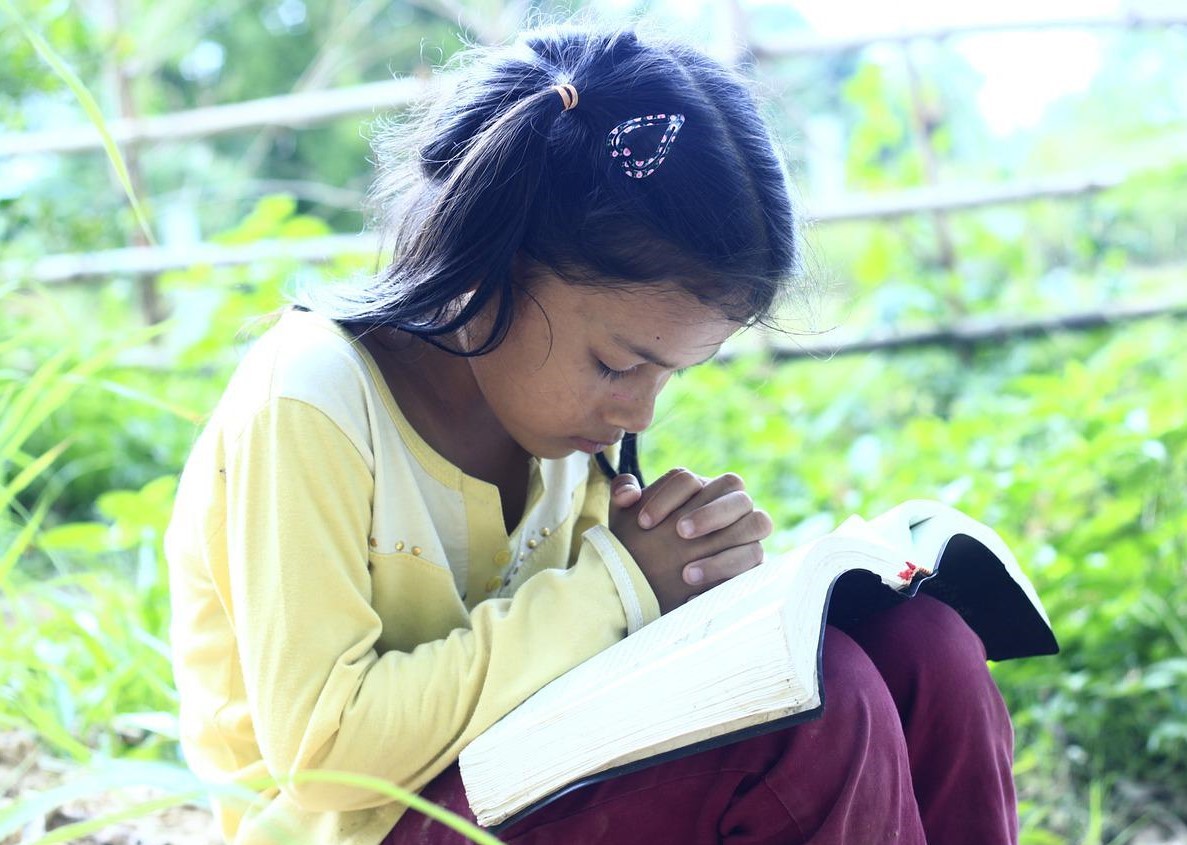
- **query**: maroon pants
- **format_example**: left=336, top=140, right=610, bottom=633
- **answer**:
left=385, top=595, right=1017, bottom=844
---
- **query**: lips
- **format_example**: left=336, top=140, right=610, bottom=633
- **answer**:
left=570, top=435, right=620, bottom=454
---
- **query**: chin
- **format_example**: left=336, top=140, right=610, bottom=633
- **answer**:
left=524, top=436, right=588, bottom=461
left=537, top=444, right=581, bottom=461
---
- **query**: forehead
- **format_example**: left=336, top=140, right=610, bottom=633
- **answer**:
left=534, top=276, right=739, bottom=359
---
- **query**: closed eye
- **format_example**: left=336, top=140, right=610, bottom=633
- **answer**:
left=595, top=359, right=635, bottom=381
left=596, top=356, right=694, bottom=381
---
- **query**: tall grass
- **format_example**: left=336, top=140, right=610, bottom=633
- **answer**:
left=0, top=288, right=499, bottom=842
left=0, top=15, right=498, bottom=841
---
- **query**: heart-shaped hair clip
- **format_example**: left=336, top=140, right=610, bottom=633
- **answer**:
left=606, top=113, right=686, bottom=179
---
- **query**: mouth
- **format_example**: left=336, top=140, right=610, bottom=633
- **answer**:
left=569, top=436, right=619, bottom=454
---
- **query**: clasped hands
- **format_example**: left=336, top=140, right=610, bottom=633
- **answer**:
left=609, top=468, right=773, bottom=614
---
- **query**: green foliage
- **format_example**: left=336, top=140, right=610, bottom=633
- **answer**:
left=0, top=288, right=180, bottom=760
left=1, top=0, right=154, bottom=242
left=644, top=317, right=1187, bottom=839
left=4, top=2, right=1187, bottom=841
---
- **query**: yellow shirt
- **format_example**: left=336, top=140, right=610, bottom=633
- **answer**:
left=165, top=309, right=661, bottom=845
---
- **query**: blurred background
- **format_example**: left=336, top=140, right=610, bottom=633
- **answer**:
left=2, top=0, right=1186, bottom=842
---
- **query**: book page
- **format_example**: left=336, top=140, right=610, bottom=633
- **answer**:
left=463, top=607, right=804, bottom=826
left=461, top=532, right=919, bottom=825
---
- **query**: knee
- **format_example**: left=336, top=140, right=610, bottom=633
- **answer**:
left=855, top=595, right=988, bottom=685
left=818, top=627, right=901, bottom=733
left=853, top=596, right=1012, bottom=736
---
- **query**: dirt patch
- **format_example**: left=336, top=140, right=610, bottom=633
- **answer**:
left=0, top=730, right=218, bottom=845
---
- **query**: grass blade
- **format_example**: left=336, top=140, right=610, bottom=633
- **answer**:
left=0, top=0, right=155, bottom=245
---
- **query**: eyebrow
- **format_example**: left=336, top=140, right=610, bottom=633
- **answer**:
left=611, top=333, right=719, bottom=371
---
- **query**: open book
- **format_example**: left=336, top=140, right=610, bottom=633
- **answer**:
left=459, top=500, right=1058, bottom=830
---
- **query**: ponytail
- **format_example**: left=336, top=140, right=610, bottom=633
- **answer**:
left=306, top=78, right=575, bottom=355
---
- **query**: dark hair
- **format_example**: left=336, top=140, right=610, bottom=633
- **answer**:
left=309, top=24, right=797, bottom=340
left=303, top=25, right=800, bottom=479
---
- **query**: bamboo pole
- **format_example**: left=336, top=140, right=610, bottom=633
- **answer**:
left=901, top=45, right=960, bottom=303
left=0, top=78, right=428, bottom=157
left=8, top=172, right=1130, bottom=285
left=749, top=297, right=1187, bottom=361
left=806, top=172, right=1125, bottom=223
left=11, top=234, right=380, bottom=284
left=750, top=11, right=1187, bottom=59
left=4, top=12, right=1184, bottom=159
left=103, top=0, right=165, bottom=324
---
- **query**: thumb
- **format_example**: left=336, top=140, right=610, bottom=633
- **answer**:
left=609, top=473, right=642, bottom=509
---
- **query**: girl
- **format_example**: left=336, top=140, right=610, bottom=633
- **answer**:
left=166, top=25, right=1017, bottom=845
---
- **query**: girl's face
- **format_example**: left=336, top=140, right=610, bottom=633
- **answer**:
left=463, top=271, right=739, bottom=460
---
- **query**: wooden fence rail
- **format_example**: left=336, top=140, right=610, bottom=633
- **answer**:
left=3, top=12, right=1185, bottom=159
left=753, top=297, right=1187, bottom=360
left=0, top=78, right=428, bottom=158
left=9, top=171, right=1132, bottom=284
left=750, top=10, right=1187, bottom=58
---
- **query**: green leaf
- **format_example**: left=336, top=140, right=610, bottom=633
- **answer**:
left=36, top=521, right=112, bottom=553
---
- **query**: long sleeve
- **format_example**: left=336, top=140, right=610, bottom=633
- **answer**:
left=167, top=310, right=664, bottom=844
left=222, top=397, right=658, bottom=812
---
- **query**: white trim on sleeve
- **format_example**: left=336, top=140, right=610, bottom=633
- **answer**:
left=581, top=524, right=647, bottom=634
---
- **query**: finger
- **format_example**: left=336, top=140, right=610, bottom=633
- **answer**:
left=669, top=472, right=746, bottom=532
left=685, top=509, right=775, bottom=562
left=637, top=469, right=705, bottom=529
left=610, top=474, right=642, bottom=510
left=714, top=509, right=774, bottom=546
left=676, top=489, right=754, bottom=539
left=683, top=541, right=765, bottom=586
left=698, top=472, right=747, bottom=500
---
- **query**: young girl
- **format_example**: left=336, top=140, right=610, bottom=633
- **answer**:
left=166, top=26, right=1017, bottom=845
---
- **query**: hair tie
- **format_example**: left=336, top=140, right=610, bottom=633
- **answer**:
left=553, top=83, right=579, bottom=111
left=606, top=113, right=685, bottom=179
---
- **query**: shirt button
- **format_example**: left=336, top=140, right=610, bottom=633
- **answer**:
left=494, top=550, right=511, bottom=566
left=527, top=539, right=538, bottom=549
left=485, top=576, right=501, bottom=593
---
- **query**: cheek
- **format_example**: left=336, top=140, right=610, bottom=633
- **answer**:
left=609, top=371, right=671, bottom=403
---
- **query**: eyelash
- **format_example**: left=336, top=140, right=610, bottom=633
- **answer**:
left=595, top=359, right=690, bottom=381
left=596, top=360, right=634, bottom=381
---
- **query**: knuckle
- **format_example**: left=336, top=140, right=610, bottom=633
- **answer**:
left=753, top=509, right=774, bottom=534
left=675, top=469, right=702, bottom=488
left=729, top=489, right=754, bottom=511
left=651, top=467, right=685, bottom=489
left=719, top=472, right=745, bottom=491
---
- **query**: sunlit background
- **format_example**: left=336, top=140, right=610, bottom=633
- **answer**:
left=2, top=1, right=1186, bottom=843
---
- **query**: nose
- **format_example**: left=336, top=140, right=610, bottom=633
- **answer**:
left=605, top=386, right=660, bottom=434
